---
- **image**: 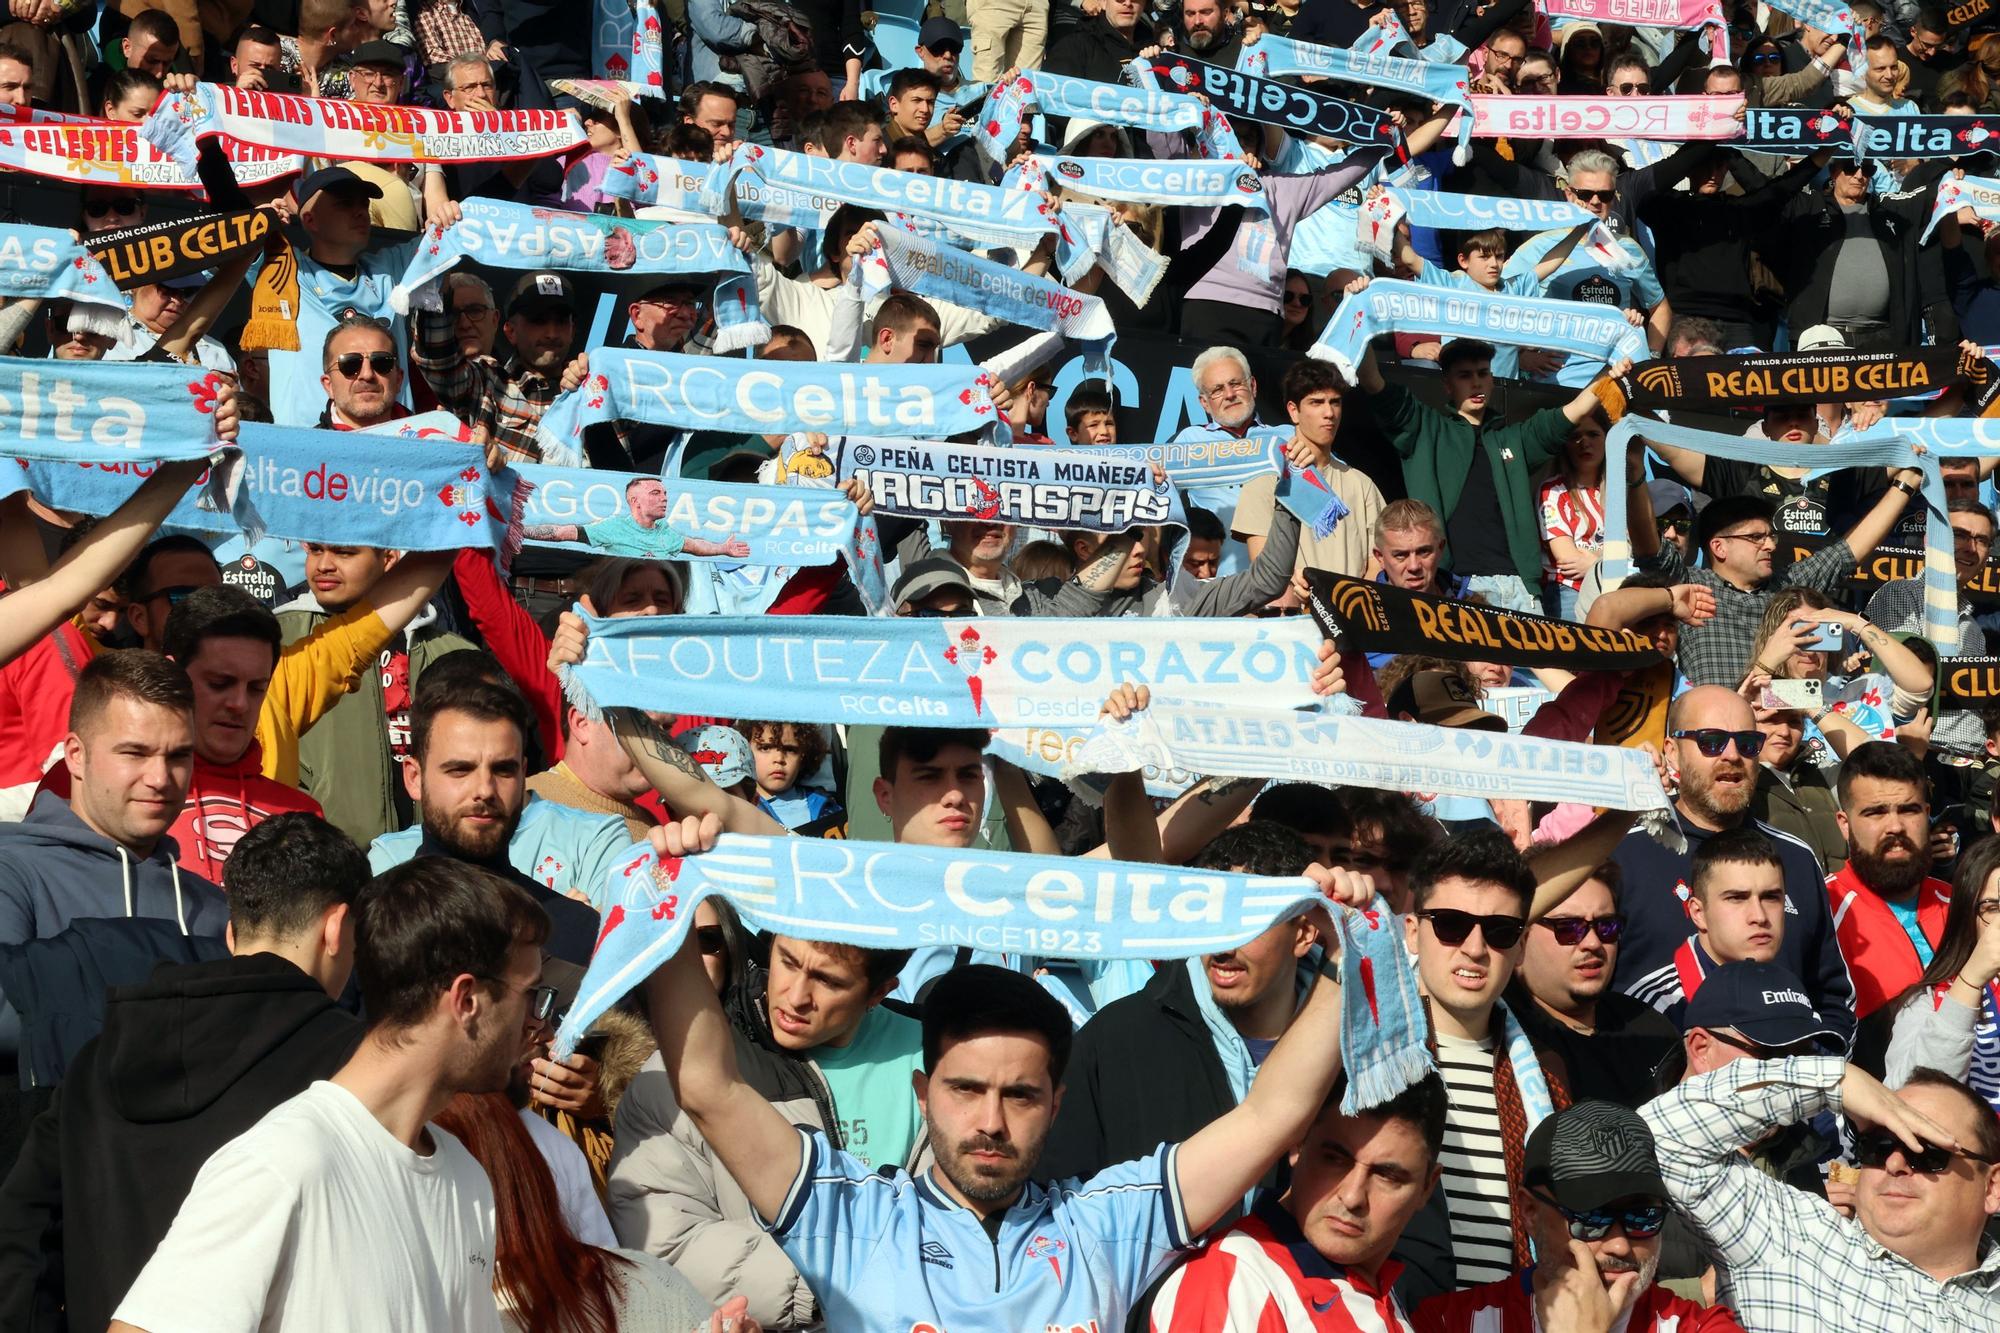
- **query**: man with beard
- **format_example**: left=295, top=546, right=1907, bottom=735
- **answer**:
left=108, top=857, right=548, bottom=1332
left=413, top=269, right=589, bottom=464
left=1610, top=685, right=1855, bottom=1043
left=1171, top=0, right=1244, bottom=65
left=640, top=811, right=1371, bottom=1333
left=1175, top=347, right=1273, bottom=576
left=1828, top=741, right=1953, bottom=1022
left=1414, top=1102, right=1744, bottom=1333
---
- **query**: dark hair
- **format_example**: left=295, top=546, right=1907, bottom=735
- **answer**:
left=1695, top=494, right=1776, bottom=561
left=1409, top=827, right=1534, bottom=913
left=1189, top=820, right=1313, bottom=878
left=878, top=726, right=989, bottom=780
left=1912, top=5, right=1948, bottom=32
left=772, top=935, right=914, bottom=992
left=1185, top=506, right=1226, bottom=543
left=870, top=290, right=942, bottom=345
left=1064, top=383, right=1116, bottom=429
left=764, top=323, right=816, bottom=357
left=1325, top=1070, right=1449, bottom=1162
left=680, top=80, right=738, bottom=120
left=1606, top=51, right=1651, bottom=81
left=823, top=203, right=886, bottom=269
left=1836, top=738, right=1928, bottom=809
left=120, top=534, right=220, bottom=599
left=1253, top=783, right=1347, bottom=842
left=410, top=675, right=533, bottom=766
left=816, top=102, right=882, bottom=154
left=235, top=23, right=283, bottom=48
left=0, top=39, right=39, bottom=71
left=225, top=813, right=368, bottom=939
left=886, top=134, right=936, bottom=171
left=1438, top=339, right=1497, bottom=375
left=921, top=963, right=1073, bottom=1082
left=103, top=66, right=162, bottom=110
left=1333, top=788, right=1441, bottom=867
left=1914, top=837, right=2000, bottom=998
left=887, top=67, right=942, bottom=100
left=162, top=584, right=282, bottom=671
left=126, top=8, right=179, bottom=47
left=1689, top=826, right=1780, bottom=902
left=1456, top=228, right=1508, bottom=259
left=1281, top=356, right=1344, bottom=406
left=433, top=1092, right=630, bottom=1333
left=1901, top=1067, right=2000, bottom=1161
left=737, top=719, right=830, bottom=783
left=69, top=650, right=192, bottom=735
left=1583, top=858, right=1623, bottom=911
left=353, top=859, right=550, bottom=1032
left=664, top=121, right=713, bottom=162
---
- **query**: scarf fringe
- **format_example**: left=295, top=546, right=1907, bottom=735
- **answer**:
left=1343, top=1044, right=1437, bottom=1114
left=66, top=300, right=126, bottom=339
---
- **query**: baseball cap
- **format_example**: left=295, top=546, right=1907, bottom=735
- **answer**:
left=918, top=16, right=965, bottom=53
left=1522, top=1101, right=1670, bottom=1212
left=1795, top=324, right=1850, bottom=352
left=507, top=271, right=577, bottom=317
left=349, top=39, right=407, bottom=68
left=292, top=165, right=382, bottom=207
left=1385, top=670, right=1506, bottom=732
left=672, top=724, right=753, bottom=790
left=1682, top=960, right=1845, bottom=1049
left=891, top=556, right=975, bottom=610
left=1646, top=479, right=1703, bottom=517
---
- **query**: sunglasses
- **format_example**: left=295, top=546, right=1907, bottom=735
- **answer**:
left=1534, top=1191, right=1669, bottom=1240
left=696, top=925, right=727, bottom=956
left=1538, top=914, right=1625, bottom=945
left=1571, top=187, right=1617, bottom=203
left=143, top=583, right=204, bottom=607
left=482, top=976, right=562, bottom=1025
left=1670, top=727, right=1766, bottom=758
left=1417, top=908, right=1527, bottom=949
left=1612, top=81, right=1650, bottom=93
left=1283, top=291, right=1312, bottom=306
left=907, top=605, right=971, bottom=618
left=85, top=197, right=141, bottom=218
left=1852, top=1131, right=1998, bottom=1175
left=333, top=351, right=401, bottom=379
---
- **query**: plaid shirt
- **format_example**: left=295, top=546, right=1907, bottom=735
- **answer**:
left=1641, top=1055, right=2000, bottom=1332
left=411, top=0, right=487, bottom=67
left=412, top=307, right=559, bottom=464
left=1647, top=541, right=1856, bottom=687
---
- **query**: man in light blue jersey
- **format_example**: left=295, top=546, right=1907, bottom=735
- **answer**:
left=641, top=810, right=1370, bottom=1333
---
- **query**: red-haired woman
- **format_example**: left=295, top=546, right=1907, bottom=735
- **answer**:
left=435, top=1092, right=759, bottom=1332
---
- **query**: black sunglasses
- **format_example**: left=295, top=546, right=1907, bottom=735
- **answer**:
left=1670, top=727, right=1766, bottom=758
left=334, top=351, right=401, bottom=379
left=85, top=197, right=140, bottom=218
left=906, top=605, right=970, bottom=618
left=1853, top=1130, right=1998, bottom=1175
left=143, top=583, right=203, bottom=607
left=481, top=976, right=561, bottom=1024
left=1539, top=914, right=1625, bottom=946
left=1283, top=291, right=1312, bottom=306
left=1533, top=1190, right=1669, bottom=1240
left=1571, top=187, right=1617, bottom=203
left=1417, top=908, right=1527, bottom=950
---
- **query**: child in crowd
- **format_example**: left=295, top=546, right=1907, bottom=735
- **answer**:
left=737, top=719, right=844, bottom=833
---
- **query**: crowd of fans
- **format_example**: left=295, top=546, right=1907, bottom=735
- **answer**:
left=0, top=0, right=1996, bottom=1330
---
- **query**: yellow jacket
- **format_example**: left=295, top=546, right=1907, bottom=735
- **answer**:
left=256, top=603, right=391, bottom=787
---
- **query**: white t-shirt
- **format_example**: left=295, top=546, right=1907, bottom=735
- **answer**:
left=518, top=1107, right=617, bottom=1248
left=115, top=1080, right=501, bottom=1333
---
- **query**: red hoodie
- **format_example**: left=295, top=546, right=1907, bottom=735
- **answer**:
left=1826, top=861, right=1950, bottom=1020
left=37, top=741, right=323, bottom=884
left=0, top=621, right=96, bottom=790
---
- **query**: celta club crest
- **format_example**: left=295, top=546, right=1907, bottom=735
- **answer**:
left=1959, top=123, right=1996, bottom=149
left=1026, top=1234, right=1067, bottom=1282
left=942, top=624, right=998, bottom=715
left=585, top=372, right=610, bottom=409
left=186, top=371, right=226, bottom=415
left=965, top=476, right=1002, bottom=520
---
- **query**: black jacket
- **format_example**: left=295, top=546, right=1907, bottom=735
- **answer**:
left=1637, top=149, right=1817, bottom=325
left=1770, top=162, right=1951, bottom=343
left=1044, top=14, right=1160, bottom=88
left=0, top=953, right=361, bottom=1333
left=1037, top=962, right=1243, bottom=1185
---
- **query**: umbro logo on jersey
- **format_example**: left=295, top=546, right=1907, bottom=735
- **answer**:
left=919, top=1240, right=954, bottom=1269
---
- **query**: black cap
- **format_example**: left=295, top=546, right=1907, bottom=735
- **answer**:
left=292, top=165, right=382, bottom=206
left=918, top=16, right=965, bottom=52
left=1522, top=1101, right=1669, bottom=1212
left=1682, top=960, right=1845, bottom=1050
left=506, top=270, right=576, bottom=316
left=349, top=39, right=408, bottom=68
left=891, top=556, right=975, bottom=609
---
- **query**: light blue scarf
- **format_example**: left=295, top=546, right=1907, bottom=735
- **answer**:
left=975, top=68, right=1207, bottom=165
left=1311, top=278, right=1649, bottom=382
left=534, top=348, right=1003, bottom=465
left=1004, top=152, right=1271, bottom=212
left=1601, top=415, right=1957, bottom=649
left=703, top=143, right=1056, bottom=249
left=0, top=224, right=124, bottom=308
left=1762, top=0, right=1866, bottom=48
left=557, top=608, right=1325, bottom=727
left=591, top=0, right=662, bottom=87
left=391, top=200, right=767, bottom=352
left=1921, top=173, right=2000, bottom=242
left=852, top=221, right=1116, bottom=376
left=0, top=356, right=224, bottom=465
left=1239, top=32, right=1473, bottom=162
left=517, top=461, right=860, bottom=567
left=1050, top=201, right=1167, bottom=307
left=1367, top=187, right=1597, bottom=237
left=552, top=833, right=1338, bottom=1056
left=1336, top=900, right=1435, bottom=1113
left=597, top=153, right=726, bottom=210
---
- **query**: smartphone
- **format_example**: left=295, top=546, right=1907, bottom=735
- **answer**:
left=1801, top=621, right=1844, bottom=653
left=1767, top=678, right=1824, bottom=711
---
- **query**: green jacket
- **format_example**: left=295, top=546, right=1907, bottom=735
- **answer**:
left=276, top=597, right=474, bottom=847
left=1363, top=382, right=1571, bottom=589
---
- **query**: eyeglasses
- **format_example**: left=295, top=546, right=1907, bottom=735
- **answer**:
left=907, top=605, right=971, bottom=618
left=481, top=976, right=561, bottom=1024
left=1670, top=727, right=1767, bottom=758
left=1852, top=1131, right=1999, bottom=1175
left=449, top=302, right=494, bottom=321
left=1717, top=528, right=1777, bottom=547
left=85, top=197, right=141, bottom=219
left=1200, top=377, right=1249, bottom=396
left=1612, top=80, right=1650, bottom=94
left=1532, top=1190, right=1669, bottom=1240
left=1981, top=897, right=2000, bottom=924
left=1416, top=908, right=1527, bottom=949
left=1538, top=914, right=1626, bottom=945
left=143, top=584, right=203, bottom=607
left=333, top=351, right=401, bottom=379
left=1570, top=187, right=1617, bottom=203
left=1953, top=528, right=1995, bottom=549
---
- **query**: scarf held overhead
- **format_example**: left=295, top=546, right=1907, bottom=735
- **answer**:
left=85, top=210, right=267, bottom=291
left=974, top=67, right=1207, bottom=165
left=834, top=436, right=1179, bottom=535
left=1611, top=347, right=1989, bottom=411
left=534, top=348, right=1002, bottom=462
left=1311, top=278, right=1649, bottom=381
left=558, top=609, right=1326, bottom=727
left=1005, top=151, right=1271, bottom=211
left=1305, top=570, right=1665, bottom=670
left=1467, top=94, right=1745, bottom=141
left=1144, top=51, right=1403, bottom=150
left=0, top=223, right=124, bottom=302
left=0, top=104, right=302, bottom=189
left=551, top=833, right=1352, bottom=1057
left=516, top=462, right=860, bottom=566
left=0, top=356, right=222, bottom=464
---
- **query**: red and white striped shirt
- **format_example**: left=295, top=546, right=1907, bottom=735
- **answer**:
left=1149, top=1200, right=1415, bottom=1333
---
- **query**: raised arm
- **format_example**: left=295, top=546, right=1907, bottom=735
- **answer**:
left=1526, top=808, right=1639, bottom=920
left=153, top=249, right=258, bottom=363
left=1841, top=467, right=1925, bottom=562
left=641, top=815, right=804, bottom=1224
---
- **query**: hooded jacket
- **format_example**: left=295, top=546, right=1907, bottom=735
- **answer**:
left=0, top=952, right=361, bottom=1333
left=0, top=794, right=228, bottom=1063
left=1044, top=11, right=1158, bottom=87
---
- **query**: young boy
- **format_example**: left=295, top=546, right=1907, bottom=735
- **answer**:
left=1387, top=220, right=1591, bottom=380
left=739, top=719, right=844, bottom=834
left=1629, top=826, right=1788, bottom=1025
left=1064, top=385, right=1119, bottom=446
